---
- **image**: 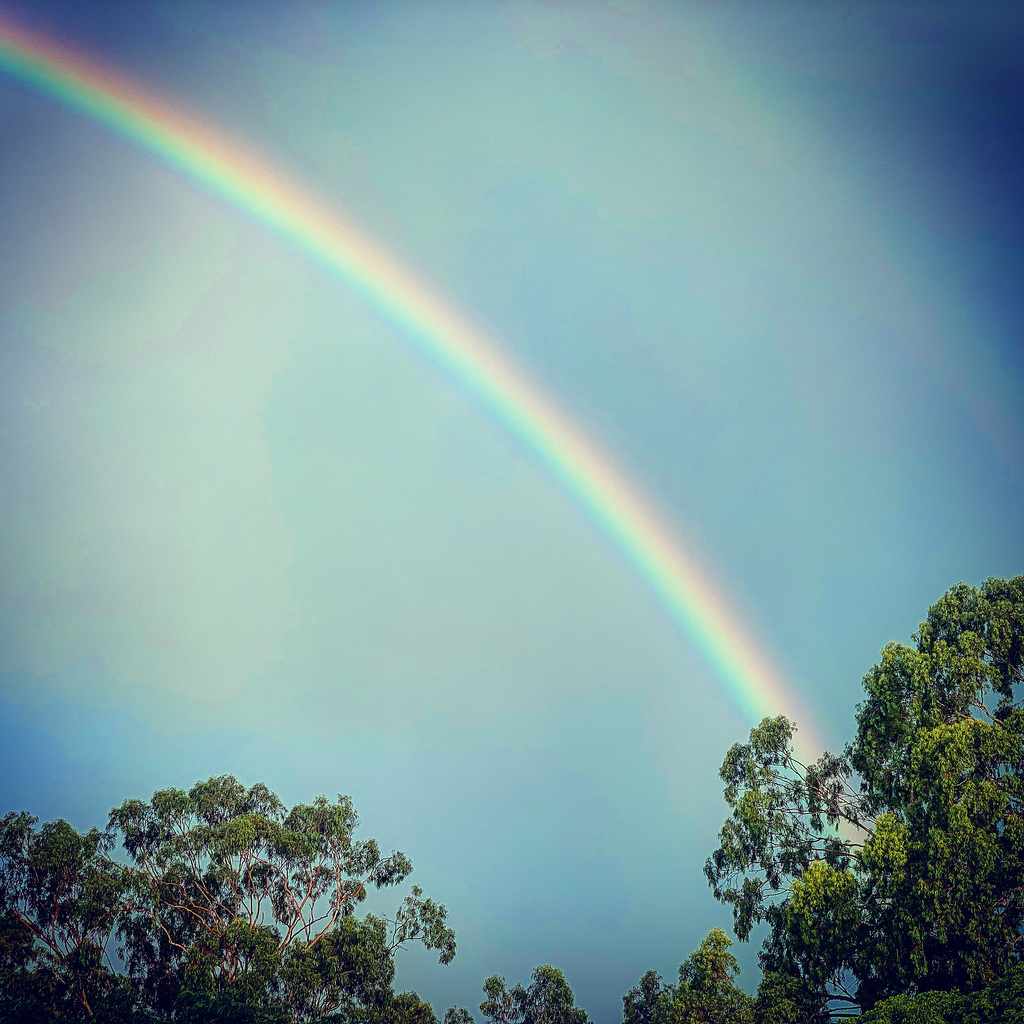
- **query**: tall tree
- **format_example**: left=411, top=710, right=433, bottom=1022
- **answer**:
left=0, top=813, right=135, bottom=1020
left=621, top=928, right=753, bottom=1024
left=705, top=577, right=1024, bottom=1017
left=479, top=965, right=589, bottom=1024
left=621, top=969, right=671, bottom=1024
left=108, top=775, right=455, bottom=1020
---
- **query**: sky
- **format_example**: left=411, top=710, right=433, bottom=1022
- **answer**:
left=0, top=0, right=1022, bottom=1018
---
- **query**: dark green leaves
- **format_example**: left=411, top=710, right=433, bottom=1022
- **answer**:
left=3, top=775, right=456, bottom=1021
left=107, top=776, right=456, bottom=1019
left=706, top=576, right=1024, bottom=1017
left=479, top=966, right=589, bottom=1024
left=387, top=885, right=456, bottom=966
left=622, top=930, right=754, bottom=1024
left=621, top=969, right=671, bottom=1024
left=704, top=716, right=854, bottom=943
left=0, top=812, right=130, bottom=1018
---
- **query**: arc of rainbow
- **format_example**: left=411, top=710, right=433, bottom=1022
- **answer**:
left=0, top=14, right=822, bottom=762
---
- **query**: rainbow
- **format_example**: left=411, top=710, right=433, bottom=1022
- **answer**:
left=0, top=13, right=822, bottom=761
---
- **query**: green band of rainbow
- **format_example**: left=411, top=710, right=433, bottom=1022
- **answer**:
left=0, top=13, right=822, bottom=761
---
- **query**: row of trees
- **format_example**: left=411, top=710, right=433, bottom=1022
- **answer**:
left=2, top=577, right=1022, bottom=1021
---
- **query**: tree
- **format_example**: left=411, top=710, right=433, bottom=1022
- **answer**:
left=705, top=577, right=1024, bottom=1017
left=107, top=774, right=455, bottom=1020
left=857, top=961, right=1024, bottom=1023
left=621, top=929, right=753, bottom=1024
left=172, top=987, right=292, bottom=1024
left=621, top=969, right=672, bottom=1024
left=0, top=813, right=138, bottom=1021
left=0, top=776, right=455, bottom=1021
left=750, top=969, right=827, bottom=1024
left=673, top=928, right=753, bottom=1024
left=373, top=990, right=441, bottom=1024
left=479, top=965, right=589, bottom=1024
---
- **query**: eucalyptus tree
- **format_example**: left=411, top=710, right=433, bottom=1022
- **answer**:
left=854, top=961, right=1024, bottom=1022
left=622, top=928, right=754, bottom=1024
left=108, top=775, right=455, bottom=1020
left=705, top=576, right=1024, bottom=1017
left=0, top=812, right=139, bottom=1021
left=478, top=965, right=589, bottom=1024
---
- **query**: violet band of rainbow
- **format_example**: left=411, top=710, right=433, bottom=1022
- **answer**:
left=0, top=12, right=823, bottom=763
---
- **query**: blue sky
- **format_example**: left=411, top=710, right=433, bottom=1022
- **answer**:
left=0, top=2, right=1022, bottom=1019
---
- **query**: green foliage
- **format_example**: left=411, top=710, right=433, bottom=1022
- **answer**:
left=7, top=579, right=1023, bottom=1023
left=0, top=812, right=135, bottom=1019
left=621, top=929, right=753, bottom=1024
left=479, top=965, right=589, bottom=1024
left=107, top=775, right=456, bottom=1019
left=857, top=962, right=1024, bottom=1023
left=479, top=972, right=526, bottom=1024
left=673, top=928, right=753, bottom=1024
left=622, top=969, right=673, bottom=1024
left=705, top=577, right=1024, bottom=1017
left=318, top=988, right=440, bottom=1024
left=750, top=970, right=827, bottom=1024
left=373, top=990, right=441, bottom=1024
left=1, top=776, right=455, bottom=1022
left=173, top=988, right=292, bottom=1024
left=277, top=914, right=396, bottom=1022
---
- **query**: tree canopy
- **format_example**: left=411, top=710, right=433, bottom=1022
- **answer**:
left=621, top=927, right=754, bottom=1024
left=108, top=775, right=454, bottom=1020
left=0, top=813, right=134, bottom=1021
left=1, top=777, right=455, bottom=1022
left=3, top=577, right=1022, bottom=1022
left=478, top=965, right=589, bottom=1024
left=704, top=575, right=1024, bottom=1018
